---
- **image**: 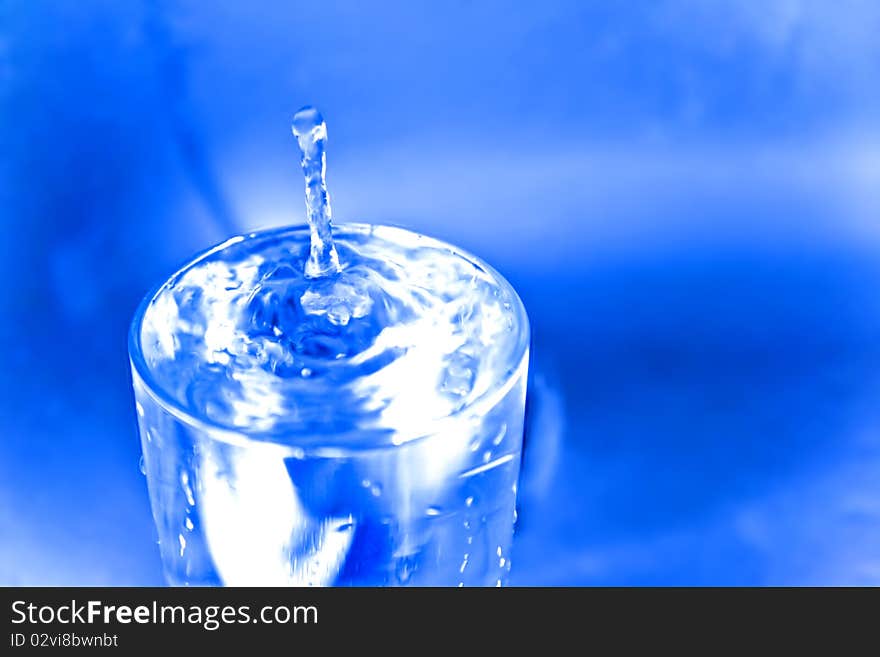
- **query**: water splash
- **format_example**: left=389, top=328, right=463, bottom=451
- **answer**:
left=135, top=111, right=529, bottom=586
left=292, top=106, right=341, bottom=278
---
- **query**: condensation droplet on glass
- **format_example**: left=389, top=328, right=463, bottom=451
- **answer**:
left=465, top=496, right=474, bottom=507
left=135, top=401, right=144, bottom=417
left=178, top=533, right=187, bottom=557
left=483, top=450, right=492, bottom=464
left=426, top=506, right=442, bottom=517
left=370, top=484, right=383, bottom=497
left=138, top=456, right=146, bottom=475
left=184, top=517, right=194, bottom=531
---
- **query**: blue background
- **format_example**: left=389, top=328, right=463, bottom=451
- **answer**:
left=3, top=0, right=880, bottom=585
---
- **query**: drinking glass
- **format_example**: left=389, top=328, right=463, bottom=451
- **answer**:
left=129, top=224, right=529, bottom=586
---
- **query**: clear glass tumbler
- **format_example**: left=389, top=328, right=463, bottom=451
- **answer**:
left=129, top=224, right=529, bottom=586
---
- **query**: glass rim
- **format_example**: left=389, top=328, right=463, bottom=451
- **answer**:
left=128, top=222, right=530, bottom=450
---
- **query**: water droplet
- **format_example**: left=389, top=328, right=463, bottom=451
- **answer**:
left=135, top=401, right=144, bottom=417
left=138, top=456, right=146, bottom=475
left=370, top=484, right=383, bottom=497
left=495, top=579, right=502, bottom=587
left=497, top=546, right=503, bottom=557
left=460, top=553, right=469, bottom=574
left=291, top=106, right=341, bottom=278
left=492, top=423, right=507, bottom=446
left=465, top=496, right=474, bottom=507
left=395, top=556, right=416, bottom=585
left=184, top=517, right=194, bottom=531
left=483, top=450, right=492, bottom=463
left=469, top=438, right=481, bottom=452
left=440, top=355, right=475, bottom=397
left=499, top=558, right=506, bottom=568
left=426, top=506, right=442, bottom=517
left=301, top=367, right=312, bottom=378
left=180, top=471, right=195, bottom=506
left=178, top=533, right=187, bottom=557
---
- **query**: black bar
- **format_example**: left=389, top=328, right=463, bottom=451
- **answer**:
left=1, top=587, right=876, bottom=650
